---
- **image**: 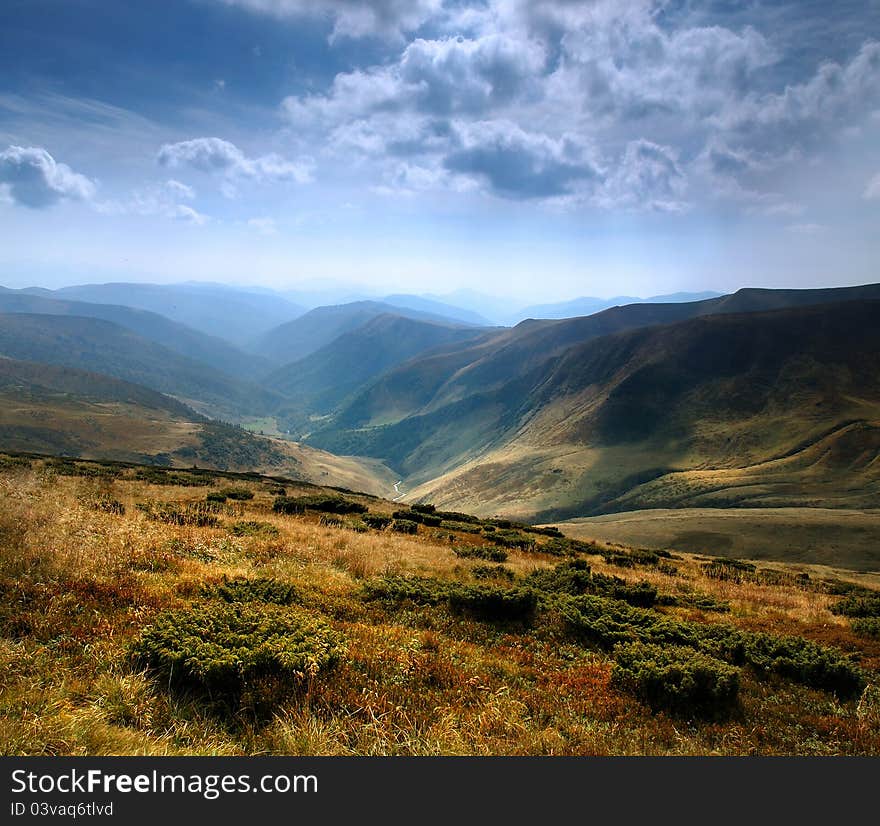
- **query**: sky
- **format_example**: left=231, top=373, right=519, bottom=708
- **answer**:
left=1, top=0, right=879, bottom=302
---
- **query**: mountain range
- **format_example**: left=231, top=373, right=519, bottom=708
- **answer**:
left=0, top=278, right=877, bottom=525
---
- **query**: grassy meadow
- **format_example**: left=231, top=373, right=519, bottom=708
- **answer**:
left=1, top=453, right=878, bottom=756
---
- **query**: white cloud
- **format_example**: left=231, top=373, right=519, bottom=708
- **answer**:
left=157, top=137, right=313, bottom=194
left=0, top=145, right=95, bottom=208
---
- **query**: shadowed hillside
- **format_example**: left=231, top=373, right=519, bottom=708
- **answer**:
left=266, top=314, right=491, bottom=432
left=0, top=313, right=285, bottom=420
left=255, top=300, right=485, bottom=363
left=0, top=286, right=275, bottom=379
left=310, top=298, right=880, bottom=519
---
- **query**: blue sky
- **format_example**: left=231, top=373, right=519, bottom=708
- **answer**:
left=1, top=0, right=879, bottom=301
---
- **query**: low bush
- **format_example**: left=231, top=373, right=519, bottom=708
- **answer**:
left=362, top=513, right=392, bottom=530
left=612, top=642, right=740, bottom=717
left=362, top=575, right=536, bottom=623
left=227, top=520, right=280, bottom=538
left=488, top=530, right=537, bottom=552
left=852, top=618, right=880, bottom=639
left=220, top=487, right=254, bottom=501
left=453, top=546, right=508, bottom=563
left=393, top=509, right=441, bottom=527
left=206, top=491, right=227, bottom=503
left=559, top=594, right=864, bottom=698
left=135, top=501, right=219, bottom=527
left=525, top=561, right=657, bottom=607
left=831, top=592, right=880, bottom=618
left=201, top=576, right=298, bottom=605
left=134, top=468, right=212, bottom=487
left=472, top=565, right=515, bottom=582
left=411, top=504, right=436, bottom=514
left=391, top=519, right=418, bottom=534
left=441, top=521, right=483, bottom=534
left=273, top=496, right=305, bottom=515
left=131, top=603, right=343, bottom=711
left=284, top=495, right=368, bottom=515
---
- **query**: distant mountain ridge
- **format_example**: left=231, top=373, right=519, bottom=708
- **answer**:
left=37, top=282, right=306, bottom=348
left=0, top=286, right=274, bottom=379
left=0, top=312, right=284, bottom=420
left=254, top=300, right=486, bottom=364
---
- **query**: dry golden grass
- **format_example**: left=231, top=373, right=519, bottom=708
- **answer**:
left=0, top=455, right=878, bottom=756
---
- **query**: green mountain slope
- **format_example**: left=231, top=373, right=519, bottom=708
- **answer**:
left=255, top=300, right=484, bottom=363
left=265, top=314, right=490, bottom=430
left=0, top=313, right=284, bottom=420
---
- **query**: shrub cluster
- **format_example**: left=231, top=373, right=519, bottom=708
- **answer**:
left=525, top=561, right=658, bottom=608
left=453, top=546, right=509, bottom=563
left=134, top=468, right=212, bottom=487
left=612, top=642, right=740, bottom=717
left=560, top=594, right=864, bottom=698
left=273, top=496, right=305, bottom=515
left=274, top=495, right=367, bottom=515
left=471, top=565, right=515, bottom=582
left=135, top=501, right=219, bottom=527
left=227, top=520, right=280, bottom=538
left=831, top=592, right=880, bottom=619
left=362, top=575, right=536, bottom=622
left=362, top=513, right=392, bottom=530
left=394, top=509, right=441, bottom=527
left=391, top=519, right=418, bottom=534
left=131, top=603, right=343, bottom=710
left=219, top=487, right=254, bottom=501
left=201, top=576, right=298, bottom=605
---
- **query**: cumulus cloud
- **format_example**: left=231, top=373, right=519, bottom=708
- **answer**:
left=273, top=1, right=879, bottom=211
left=157, top=137, right=313, bottom=194
left=444, top=120, right=599, bottom=199
left=0, top=145, right=95, bottom=208
left=209, top=0, right=441, bottom=40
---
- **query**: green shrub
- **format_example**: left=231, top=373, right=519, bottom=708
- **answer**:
left=362, top=575, right=536, bottom=622
left=220, top=487, right=254, bottom=501
left=434, top=510, right=481, bottom=524
left=206, top=491, right=228, bottom=503
left=453, top=546, right=509, bottom=563
left=411, top=504, right=436, bottom=514
left=852, top=618, right=880, bottom=639
left=284, top=495, right=368, bottom=515
left=362, top=513, right=392, bottom=530
left=135, top=501, right=219, bottom=527
left=831, top=592, right=880, bottom=618
left=227, top=520, right=279, bottom=538
left=267, top=485, right=287, bottom=496
left=273, top=496, right=305, bottom=515
left=488, top=530, right=536, bottom=552
left=441, top=521, right=483, bottom=534
left=201, top=576, right=298, bottom=605
left=131, top=603, right=343, bottom=710
left=391, top=519, right=418, bottom=534
left=393, top=509, right=441, bottom=527
left=472, top=565, right=515, bottom=582
left=134, top=468, right=212, bottom=487
left=446, top=585, right=537, bottom=622
left=525, top=561, right=657, bottom=607
left=612, top=642, right=739, bottom=717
